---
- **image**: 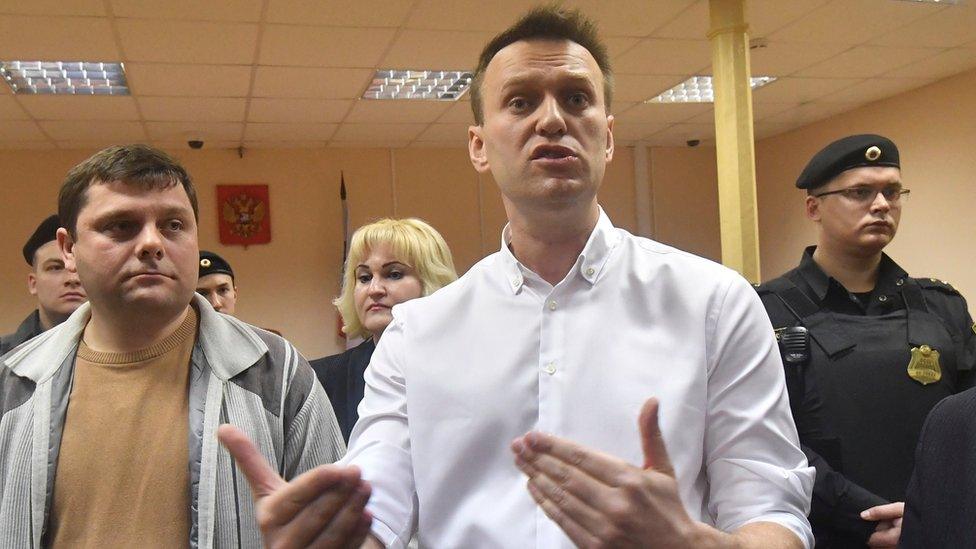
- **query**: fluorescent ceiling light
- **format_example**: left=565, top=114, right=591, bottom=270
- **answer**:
left=892, top=0, right=959, bottom=4
left=646, top=76, right=777, bottom=103
left=0, top=61, right=129, bottom=95
left=363, top=69, right=472, bottom=101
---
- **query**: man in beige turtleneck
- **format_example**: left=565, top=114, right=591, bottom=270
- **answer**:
left=0, top=144, right=343, bottom=548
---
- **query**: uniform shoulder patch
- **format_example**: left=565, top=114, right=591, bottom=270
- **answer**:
left=916, top=277, right=961, bottom=296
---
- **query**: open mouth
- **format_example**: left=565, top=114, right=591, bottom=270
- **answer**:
left=530, top=145, right=578, bottom=161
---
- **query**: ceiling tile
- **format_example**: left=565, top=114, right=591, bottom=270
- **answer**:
left=0, top=120, right=45, bottom=139
left=752, top=102, right=800, bottom=121
left=259, top=25, right=396, bottom=68
left=40, top=120, right=146, bottom=141
left=795, top=45, right=941, bottom=78
left=0, top=15, right=120, bottom=59
left=145, top=121, right=243, bottom=141
left=750, top=41, right=850, bottom=77
left=332, top=123, right=427, bottom=141
left=20, top=96, right=140, bottom=120
left=381, top=30, right=494, bottom=69
left=437, top=101, right=476, bottom=124
left=752, top=77, right=862, bottom=103
left=869, top=5, right=976, bottom=48
left=55, top=139, right=145, bottom=150
left=241, top=140, right=328, bottom=149
left=116, top=19, right=258, bottom=64
left=109, top=0, right=263, bottom=21
left=754, top=121, right=798, bottom=140
left=244, top=123, right=338, bottom=141
left=618, top=102, right=711, bottom=124
left=817, top=77, right=928, bottom=104
left=0, top=96, right=30, bottom=120
left=404, top=1, right=536, bottom=32
left=150, top=140, right=241, bottom=151
left=251, top=67, right=373, bottom=98
left=139, top=97, right=247, bottom=122
left=328, top=140, right=409, bottom=149
left=613, top=74, right=684, bottom=103
left=247, top=98, right=352, bottom=123
left=747, top=0, right=831, bottom=37
left=769, top=0, right=943, bottom=45
left=650, top=1, right=707, bottom=39
left=566, top=0, right=696, bottom=37
left=0, top=140, right=55, bottom=149
left=266, top=0, right=413, bottom=26
left=604, top=37, right=640, bottom=60
left=415, top=123, right=470, bottom=143
left=882, top=47, right=976, bottom=79
left=761, top=101, right=863, bottom=126
left=613, top=39, right=711, bottom=75
left=345, top=100, right=452, bottom=124
left=124, top=63, right=253, bottom=97
left=652, top=122, right=715, bottom=139
left=0, top=0, right=105, bottom=16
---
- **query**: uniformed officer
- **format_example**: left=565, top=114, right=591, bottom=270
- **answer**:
left=196, top=250, right=238, bottom=315
left=757, top=134, right=976, bottom=548
left=1, top=214, right=87, bottom=355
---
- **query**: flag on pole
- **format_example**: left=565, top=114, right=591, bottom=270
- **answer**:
left=337, top=172, right=351, bottom=341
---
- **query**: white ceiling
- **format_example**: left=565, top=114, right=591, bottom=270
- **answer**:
left=0, top=0, right=974, bottom=150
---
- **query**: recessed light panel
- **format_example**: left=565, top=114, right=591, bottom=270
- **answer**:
left=647, top=76, right=777, bottom=103
left=363, top=69, right=472, bottom=101
left=0, top=61, right=129, bottom=95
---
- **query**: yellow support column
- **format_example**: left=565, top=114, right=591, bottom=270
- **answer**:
left=708, top=0, right=760, bottom=282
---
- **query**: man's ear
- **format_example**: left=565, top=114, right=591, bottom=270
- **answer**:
left=27, top=270, right=38, bottom=296
left=805, top=195, right=821, bottom=222
left=468, top=125, right=490, bottom=174
left=605, top=114, right=615, bottom=163
left=57, top=228, right=78, bottom=273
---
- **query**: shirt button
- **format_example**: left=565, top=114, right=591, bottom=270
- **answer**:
left=548, top=300, right=557, bottom=311
left=879, top=295, right=888, bottom=302
left=511, top=278, right=520, bottom=287
left=585, top=267, right=595, bottom=276
left=543, top=363, right=556, bottom=375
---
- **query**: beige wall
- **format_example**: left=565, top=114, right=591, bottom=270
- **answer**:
left=3, top=143, right=715, bottom=358
left=756, top=68, right=976, bottom=312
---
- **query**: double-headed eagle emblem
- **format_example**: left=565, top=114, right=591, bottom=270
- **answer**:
left=222, top=193, right=266, bottom=239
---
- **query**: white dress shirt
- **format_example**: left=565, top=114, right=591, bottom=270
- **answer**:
left=344, top=209, right=814, bottom=548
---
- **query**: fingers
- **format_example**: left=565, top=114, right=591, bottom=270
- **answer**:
left=861, top=501, right=905, bottom=521
left=526, top=479, right=600, bottom=548
left=516, top=431, right=633, bottom=486
left=866, top=522, right=901, bottom=548
left=638, top=398, right=674, bottom=477
left=307, top=482, right=374, bottom=548
left=514, top=446, right=606, bottom=533
left=218, top=424, right=284, bottom=499
left=259, top=465, right=365, bottom=529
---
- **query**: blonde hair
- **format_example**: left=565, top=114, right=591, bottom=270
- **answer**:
left=334, top=218, right=458, bottom=340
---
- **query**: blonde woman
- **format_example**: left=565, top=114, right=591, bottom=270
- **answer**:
left=311, top=218, right=457, bottom=442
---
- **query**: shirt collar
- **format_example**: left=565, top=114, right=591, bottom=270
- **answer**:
left=498, top=207, right=619, bottom=294
left=796, top=245, right=908, bottom=301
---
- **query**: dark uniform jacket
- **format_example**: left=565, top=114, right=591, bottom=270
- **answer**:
left=310, top=338, right=376, bottom=443
left=0, top=310, right=44, bottom=356
left=900, top=386, right=976, bottom=548
left=757, top=247, right=975, bottom=548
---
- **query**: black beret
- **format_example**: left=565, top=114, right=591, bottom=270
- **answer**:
left=199, top=250, right=234, bottom=281
left=22, top=214, right=61, bottom=265
left=796, top=134, right=900, bottom=190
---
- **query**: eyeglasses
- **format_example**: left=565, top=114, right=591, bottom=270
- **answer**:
left=813, top=186, right=911, bottom=205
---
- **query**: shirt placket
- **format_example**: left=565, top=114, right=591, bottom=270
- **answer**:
left=536, top=283, right=566, bottom=547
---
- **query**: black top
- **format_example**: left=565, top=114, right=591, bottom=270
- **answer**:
left=0, top=310, right=45, bottom=356
left=310, top=338, right=376, bottom=443
left=900, top=386, right=976, bottom=548
left=757, top=247, right=976, bottom=548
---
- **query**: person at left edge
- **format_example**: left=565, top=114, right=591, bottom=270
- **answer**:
left=0, top=145, right=346, bottom=547
left=311, top=218, right=458, bottom=443
left=756, top=134, right=976, bottom=548
left=0, top=214, right=87, bottom=355
left=196, top=250, right=238, bottom=315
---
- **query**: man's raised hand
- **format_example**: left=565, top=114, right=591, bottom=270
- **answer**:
left=217, top=424, right=373, bottom=548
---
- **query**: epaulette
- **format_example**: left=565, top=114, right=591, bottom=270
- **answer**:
left=916, top=277, right=961, bottom=296
left=753, top=277, right=793, bottom=296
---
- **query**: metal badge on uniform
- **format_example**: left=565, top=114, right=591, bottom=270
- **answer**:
left=200, top=258, right=212, bottom=267
left=865, top=146, right=881, bottom=161
left=907, top=345, right=942, bottom=385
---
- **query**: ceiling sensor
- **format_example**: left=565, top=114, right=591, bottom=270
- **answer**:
left=749, top=37, right=769, bottom=50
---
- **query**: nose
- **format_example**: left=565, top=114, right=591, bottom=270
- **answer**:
left=65, top=269, right=82, bottom=287
left=869, top=190, right=892, bottom=214
left=535, top=95, right=567, bottom=137
left=208, top=294, right=223, bottom=311
left=136, top=225, right=165, bottom=260
left=367, top=277, right=387, bottom=297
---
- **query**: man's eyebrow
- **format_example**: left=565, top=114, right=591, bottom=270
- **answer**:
left=500, top=71, right=596, bottom=93
left=41, top=257, right=64, bottom=267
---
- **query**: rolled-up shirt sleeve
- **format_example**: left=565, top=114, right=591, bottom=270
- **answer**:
left=704, top=276, right=815, bottom=548
left=340, top=314, right=415, bottom=549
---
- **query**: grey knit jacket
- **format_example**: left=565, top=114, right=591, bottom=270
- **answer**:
left=0, top=294, right=345, bottom=548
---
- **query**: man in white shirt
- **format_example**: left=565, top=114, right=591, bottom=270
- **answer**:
left=219, top=6, right=814, bottom=548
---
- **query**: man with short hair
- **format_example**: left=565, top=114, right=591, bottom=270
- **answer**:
left=197, top=250, right=239, bottom=315
left=0, top=144, right=343, bottom=547
left=757, top=134, right=975, bottom=548
left=221, top=6, right=814, bottom=548
left=1, top=214, right=87, bottom=355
